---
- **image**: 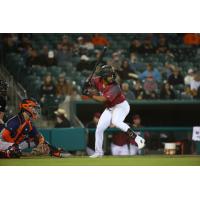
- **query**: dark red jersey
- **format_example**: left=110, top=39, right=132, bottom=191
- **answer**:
left=92, top=77, right=125, bottom=108
left=112, top=132, right=129, bottom=146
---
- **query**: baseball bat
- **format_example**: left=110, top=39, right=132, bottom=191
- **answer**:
left=87, top=46, right=107, bottom=83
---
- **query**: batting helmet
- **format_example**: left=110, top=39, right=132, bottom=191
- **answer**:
left=19, top=98, right=41, bottom=120
left=97, top=65, right=116, bottom=80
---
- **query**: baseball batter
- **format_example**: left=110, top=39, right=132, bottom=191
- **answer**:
left=84, top=65, right=145, bottom=158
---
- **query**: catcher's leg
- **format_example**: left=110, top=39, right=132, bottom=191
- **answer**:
left=19, top=141, right=36, bottom=150
left=0, top=140, right=21, bottom=158
left=0, top=139, right=14, bottom=150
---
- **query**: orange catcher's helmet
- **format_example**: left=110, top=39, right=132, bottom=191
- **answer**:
left=19, top=98, right=41, bottom=120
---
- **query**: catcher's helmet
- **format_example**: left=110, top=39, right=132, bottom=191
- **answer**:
left=97, top=65, right=116, bottom=80
left=19, top=98, right=41, bottom=120
left=0, top=80, right=8, bottom=96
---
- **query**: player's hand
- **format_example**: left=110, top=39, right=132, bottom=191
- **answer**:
left=83, top=87, right=98, bottom=97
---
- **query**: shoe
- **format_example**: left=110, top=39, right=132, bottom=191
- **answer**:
left=50, top=148, right=63, bottom=158
left=89, top=153, right=103, bottom=158
left=135, top=135, right=145, bottom=149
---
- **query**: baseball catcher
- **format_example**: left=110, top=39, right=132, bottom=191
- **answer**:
left=0, top=98, right=62, bottom=158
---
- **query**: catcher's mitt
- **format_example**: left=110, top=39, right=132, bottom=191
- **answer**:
left=31, top=143, right=50, bottom=156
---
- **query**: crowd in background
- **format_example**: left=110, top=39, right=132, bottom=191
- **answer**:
left=0, top=33, right=200, bottom=120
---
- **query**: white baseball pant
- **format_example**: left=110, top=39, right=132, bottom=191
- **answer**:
left=86, top=146, right=95, bottom=156
left=95, top=100, right=130, bottom=155
left=129, top=144, right=142, bottom=155
left=111, top=143, right=129, bottom=156
left=0, top=139, right=36, bottom=151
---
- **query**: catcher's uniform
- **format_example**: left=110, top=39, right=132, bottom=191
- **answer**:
left=0, top=112, right=42, bottom=151
left=92, top=77, right=130, bottom=155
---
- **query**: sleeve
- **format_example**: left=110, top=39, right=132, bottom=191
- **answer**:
left=4, top=117, right=19, bottom=133
left=103, top=84, right=121, bottom=102
left=139, top=71, right=146, bottom=80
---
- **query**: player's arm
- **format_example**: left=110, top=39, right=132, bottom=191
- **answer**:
left=29, top=126, right=45, bottom=144
left=91, top=95, right=107, bottom=102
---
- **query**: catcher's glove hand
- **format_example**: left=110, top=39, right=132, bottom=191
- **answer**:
left=31, top=143, right=50, bottom=156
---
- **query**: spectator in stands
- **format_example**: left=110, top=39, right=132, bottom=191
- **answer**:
left=129, top=52, right=143, bottom=71
left=70, top=86, right=81, bottom=100
left=39, top=45, right=49, bottom=66
left=18, top=34, right=32, bottom=53
left=140, top=63, right=161, bottom=82
left=109, top=52, right=122, bottom=71
left=167, top=67, right=184, bottom=86
left=129, top=115, right=143, bottom=155
left=160, top=82, right=176, bottom=99
left=54, top=108, right=71, bottom=128
left=90, top=50, right=106, bottom=69
left=91, top=33, right=109, bottom=46
left=156, top=35, right=170, bottom=54
left=190, top=72, right=200, bottom=99
left=162, top=62, right=174, bottom=79
left=61, top=35, right=73, bottom=51
left=143, top=75, right=158, bottom=99
left=183, top=33, right=200, bottom=45
left=55, top=44, right=72, bottom=66
left=121, top=82, right=135, bottom=100
left=39, top=73, right=56, bottom=103
left=139, top=34, right=155, bottom=54
left=26, top=47, right=40, bottom=67
left=133, top=80, right=144, bottom=100
left=86, top=112, right=101, bottom=156
left=46, top=50, right=57, bottom=67
left=129, top=38, right=142, bottom=55
left=2, top=34, right=18, bottom=54
left=76, top=55, right=91, bottom=71
left=74, top=36, right=88, bottom=56
left=129, top=114, right=150, bottom=155
left=75, top=36, right=94, bottom=55
left=111, top=124, right=129, bottom=156
left=56, top=73, right=73, bottom=98
left=184, top=68, right=194, bottom=86
left=116, top=59, right=138, bottom=82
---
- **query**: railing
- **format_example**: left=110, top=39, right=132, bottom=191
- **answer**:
left=38, top=127, right=200, bottom=154
left=0, top=65, right=27, bottom=113
left=86, top=127, right=193, bottom=132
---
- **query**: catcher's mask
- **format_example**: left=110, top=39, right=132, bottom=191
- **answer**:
left=19, top=98, right=41, bottom=120
left=97, top=65, right=116, bottom=82
left=0, top=80, right=8, bottom=96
